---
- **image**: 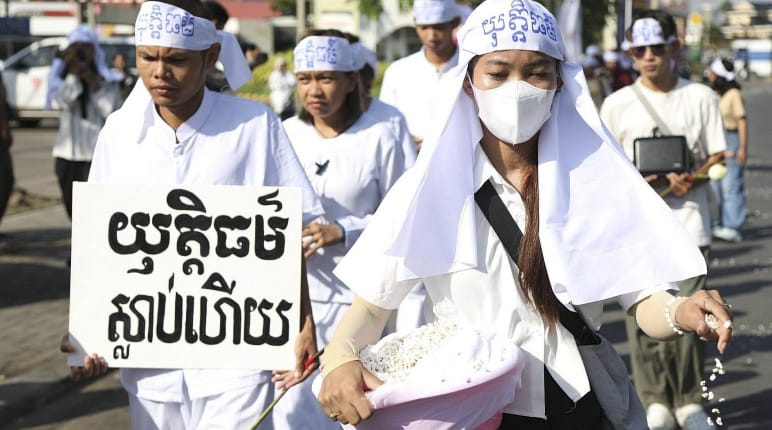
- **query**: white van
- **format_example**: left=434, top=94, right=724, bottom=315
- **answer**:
left=0, top=36, right=135, bottom=126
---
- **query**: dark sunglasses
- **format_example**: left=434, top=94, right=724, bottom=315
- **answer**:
left=630, top=44, right=667, bottom=59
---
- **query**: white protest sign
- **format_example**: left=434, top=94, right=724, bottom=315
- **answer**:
left=67, top=183, right=302, bottom=370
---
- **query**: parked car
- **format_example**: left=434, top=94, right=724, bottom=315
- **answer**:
left=0, top=36, right=135, bottom=127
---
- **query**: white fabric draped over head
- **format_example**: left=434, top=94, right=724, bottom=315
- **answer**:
left=629, top=17, right=677, bottom=48
left=293, top=36, right=356, bottom=73
left=351, top=42, right=378, bottom=78
left=45, top=26, right=122, bottom=110
left=120, top=1, right=252, bottom=142
left=334, top=0, right=705, bottom=305
left=710, top=58, right=736, bottom=82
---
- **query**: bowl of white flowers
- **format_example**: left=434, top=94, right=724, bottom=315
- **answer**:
left=315, top=319, right=525, bottom=430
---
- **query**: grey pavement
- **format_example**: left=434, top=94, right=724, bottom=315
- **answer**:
left=0, top=81, right=770, bottom=430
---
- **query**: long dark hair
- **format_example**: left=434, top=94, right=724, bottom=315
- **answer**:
left=467, top=58, right=559, bottom=325
left=711, top=58, right=742, bottom=96
left=296, top=29, right=362, bottom=129
left=518, top=151, right=559, bottom=325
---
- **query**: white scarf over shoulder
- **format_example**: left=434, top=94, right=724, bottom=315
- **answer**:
left=335, top=0, right=705, bottom=305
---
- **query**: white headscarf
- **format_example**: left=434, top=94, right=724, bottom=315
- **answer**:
left=120, top=1, right=252, bottom=142
left=293, top=36, right=356, bottom=72
left=709, top=58, right=736, bottom=81
left=335, top=0, right=705, bottom=305
left=45, top=26, right=122, bottom=110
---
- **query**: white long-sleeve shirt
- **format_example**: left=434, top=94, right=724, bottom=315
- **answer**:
left=52, top=74, right=121, bottom=161
left=89, top=89, right=324, bottom=402
left=282, top=115, right=406, bottom=304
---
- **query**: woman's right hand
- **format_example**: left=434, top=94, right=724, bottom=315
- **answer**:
left=318, top=361, right=383, bottom=425
left=60, top=334, right=108, bottom=381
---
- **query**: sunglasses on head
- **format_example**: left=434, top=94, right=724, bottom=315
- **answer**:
left=630, top=44, right=667, bottom=59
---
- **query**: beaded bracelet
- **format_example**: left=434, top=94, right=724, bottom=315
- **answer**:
left=665, top=296, right=685, bottom=336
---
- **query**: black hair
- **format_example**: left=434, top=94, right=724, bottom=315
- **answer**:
left=625, top=9, right=677, bottom=42
left=711, top=58, right=742, bottom=95
left=203, top=1, right=229, bottom=26
left=296, top=29, right=362, bottom=129
left=155, top=0, right=208, bottom=17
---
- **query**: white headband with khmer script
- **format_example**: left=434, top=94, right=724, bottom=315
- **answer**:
left=293, top=36, right=356, bottom=73
left=629, top=17, right=677, bottom=48
left=134, top=1, right=251, bottom=90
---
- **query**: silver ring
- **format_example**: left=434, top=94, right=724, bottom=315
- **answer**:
left=329, top=412, right=341, bottom=420
left=721, top=302, right=733, bottom=310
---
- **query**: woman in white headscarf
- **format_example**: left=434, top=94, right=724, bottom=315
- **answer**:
left=269, top=29, right=407, bottom=429
left=47, top=26, right=122, bottom=219
left=316, top=0, right=733, bottom=428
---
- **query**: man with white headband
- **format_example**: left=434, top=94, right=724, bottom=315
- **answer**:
left=601, top=10, right=727, bottom=430
left=378, top=0, right=463, bottom=336
left=61, top=1, right=323, bottom=429
left=379, top=0, right=461, bottom=150
left=318, top=1, right=732, bottom=428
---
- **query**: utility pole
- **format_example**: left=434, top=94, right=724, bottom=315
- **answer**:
left=296, top=0, right=306, bottom=41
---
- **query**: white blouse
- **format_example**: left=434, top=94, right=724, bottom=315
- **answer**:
left=337, top=144, right=665, bottom=418
left=282, top=115, right=406, bottom=304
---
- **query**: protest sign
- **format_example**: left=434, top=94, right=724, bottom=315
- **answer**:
left=67, top=183, right=302, bottom=370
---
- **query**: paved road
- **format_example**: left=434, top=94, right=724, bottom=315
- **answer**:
left=1, top=80, right=770, bottom=429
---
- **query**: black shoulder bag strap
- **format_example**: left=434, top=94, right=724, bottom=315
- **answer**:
left=473, top=180, right=597, bottom=345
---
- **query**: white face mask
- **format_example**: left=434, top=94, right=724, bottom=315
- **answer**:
left=470, top=77, right=556, bottom=145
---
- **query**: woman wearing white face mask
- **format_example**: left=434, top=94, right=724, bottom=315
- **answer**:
left=316, top=0, right=733, bottom=428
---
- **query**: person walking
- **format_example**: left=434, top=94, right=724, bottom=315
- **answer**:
left=268, top=58, right=296, bottom=120
left=317, top=1, right=733, bottom=428
left=378, top=0, right=462, bottom=334
left=707, top=57, right=748, bottom=243
left=61, top=1, right=323, bottom=429
left=47, top=26, right=122, bottom=220
left=270, top=29, right=407, bottom=429
left=600, top=11, right=728, bottom=430
left=379, top=0, right=461, bottom=151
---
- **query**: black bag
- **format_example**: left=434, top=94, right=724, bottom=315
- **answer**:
left=633, top=133, right=690, bottom=176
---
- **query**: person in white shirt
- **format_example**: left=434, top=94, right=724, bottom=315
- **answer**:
left=60, top=2, right=323, bottom=429
left=317, top=1, right=733, bottom=428
left=268, top=57, right=296, bottom=120
left=379, top=0, right=462, bottom=334
left=47, top=26, right=122, bottom=219
left=347, top=37, right=417, bottom=169
left=270, top=29, right=407, bottom=430
left=600, top=11, right=727, bottom=430
left=379, top=0, right=461, bottom=151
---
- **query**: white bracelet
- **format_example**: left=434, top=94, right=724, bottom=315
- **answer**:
left=665, top=296, right=685, bottom=336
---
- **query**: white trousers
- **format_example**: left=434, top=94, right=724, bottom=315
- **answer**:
left=271, top=300, right=348, bottom=430
left=128, top=382, right=274, bottom=430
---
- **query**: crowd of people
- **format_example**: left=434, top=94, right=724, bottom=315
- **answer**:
left=0, top=0, right=752, bottom=428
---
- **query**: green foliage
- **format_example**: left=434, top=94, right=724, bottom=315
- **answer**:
left=580, top=0, right=615, bottom=48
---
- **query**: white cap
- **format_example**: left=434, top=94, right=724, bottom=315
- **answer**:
left=602, top=50, right=619, bottom=63
left=414, top=0, right=460, bottom=25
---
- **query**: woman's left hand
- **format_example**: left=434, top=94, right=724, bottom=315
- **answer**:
left=675, top=289, right=733, bottom=353
left=302, top=222, right=344, bottom=258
